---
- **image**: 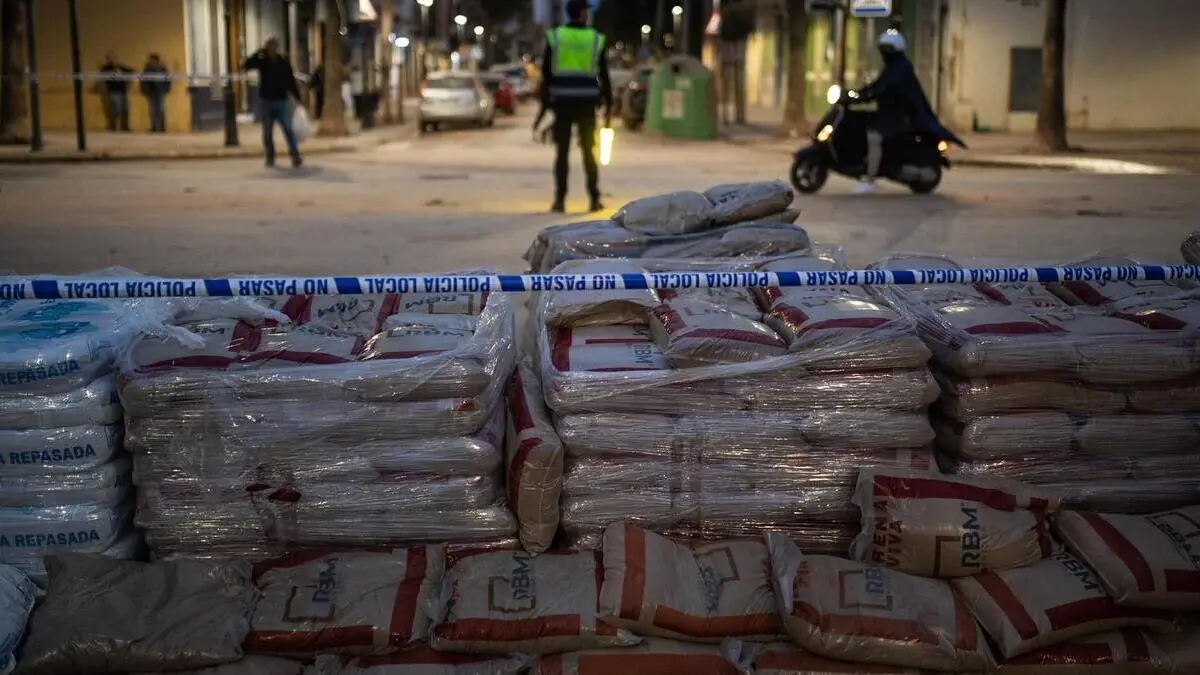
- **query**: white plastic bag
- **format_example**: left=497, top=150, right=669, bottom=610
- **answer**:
left=292, top=106, right=311, bottom=143
left=0, top=564, right=36, bottom=675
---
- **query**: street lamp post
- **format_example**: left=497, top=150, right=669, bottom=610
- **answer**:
left=641, top=23, right=651, bottom=51
left=454, top=14, right=467, bottom=42
left=416, top=0, right=433, bottom=81
left=671, top=5, right=683, bottom=52
left=473, top=25, right=485, bottom=68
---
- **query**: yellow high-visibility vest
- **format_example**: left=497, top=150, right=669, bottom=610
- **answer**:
left=546, top=26, right=605, bottom=100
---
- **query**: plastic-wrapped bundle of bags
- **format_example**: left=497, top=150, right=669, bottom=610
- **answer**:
left=869, top=252, right=1200, bottom=514
left=536, top=252, right=939, bottom=551
left=524, top=181, right=811, bottom=273
left=0, top=294, right=161, bottom=584
left=121, top=276, right=518, bottom=560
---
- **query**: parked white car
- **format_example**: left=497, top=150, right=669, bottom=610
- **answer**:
left=418, top=72, right=496, bottom=133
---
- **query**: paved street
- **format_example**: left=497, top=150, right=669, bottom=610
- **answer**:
left=1, top=106, right=1198, bottom=277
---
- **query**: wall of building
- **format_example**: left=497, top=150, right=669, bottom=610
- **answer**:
left=31, top=0, right=190, bottom=132
left=944, top=0, right=1200, bottom=132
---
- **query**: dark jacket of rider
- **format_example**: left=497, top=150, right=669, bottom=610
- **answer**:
left=858, top=50, right=936, bottom=139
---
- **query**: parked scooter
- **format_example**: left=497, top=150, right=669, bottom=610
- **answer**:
left=790, top=85, right=967, bottom=195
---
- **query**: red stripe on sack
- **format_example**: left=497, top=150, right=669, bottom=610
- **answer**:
left=1164, top=569, right=1200, bottom=593
left=973, top=284, right=1010, bottom=305
left=357, top=646, right=503, bottom=667
left=572, top=653, right=737, bottom=675
left=375, top=294, right=400, bottom=334
left=953, top=589, right=979, bottom=650
left=973, top=572, right=1040, bottom=640
left=390, top=545, right=431, bottom=645
left=239, top=350, right=354, bottom=365
left=794, top=600, right=940, bottom=645
left=1112, top=310, right=1187, bottom=331
left=800, top=316, right=893, bottom=334
left=231, top=321, right=263, bottom=351
left=594, top=550, right=617, bottom=637
left=1123, top=627, right=1153, bottom=661
left=1034, top=510, right=1054, bottom=559
left=435, top=615, right=585, bottom=641
left=1061, top=281, right=1112, bottom=306
left=359, top=349, right=450, bottom=360
left=1044, top=596, right=1175, bottom=632
left=508, top=369, right=536, bottom=432
left=553, top=328, right=573, bottom=353
left=578, top=337, right=653, bottom=344
left=280, top=295, right=312, bottom=322
left=1004, top=640, right=1114, bottom=666
left=964, top=321, right=1065, bottom=335
left=244, top=626, right=376, bottom=653
left=550, top=341, right=571, bottom=371
left=1081, top=512, right=1156, bottom=593
left=651, top=606, right=780, bottom=638
left=137, top=355, right=235, bottom=371
left=873, top=474, right=1021, bottom=512
left=673, top=327, right=785, bottom=347
left=507, top=438, right=538, bottom=506
left=651, top=304, right=688, bottom=335
left=618, top=523, right=648, bottom=622
left=535, top=654, right=564, bottom=675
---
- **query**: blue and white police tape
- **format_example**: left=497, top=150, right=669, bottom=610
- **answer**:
left=2, top=264, right=1199, bottom=300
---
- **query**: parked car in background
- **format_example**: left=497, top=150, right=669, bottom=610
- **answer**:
left=621, top=65, right=655, bottom=130
left=480, top=73, right=517, bottom=115
left=490, top=64, right=535, bottom=102
left=418, top=72, right=495, bottom=133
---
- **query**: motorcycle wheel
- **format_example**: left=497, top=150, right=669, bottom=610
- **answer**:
left=909, top=165, right=943, bottom=194
left=790, top=157, right=828, bottom=194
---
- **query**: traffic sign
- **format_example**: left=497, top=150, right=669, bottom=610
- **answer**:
left=850, top=0, right=892, bottom=17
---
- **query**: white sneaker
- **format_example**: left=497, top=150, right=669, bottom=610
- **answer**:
left=852, top=180, right=879, bottom=195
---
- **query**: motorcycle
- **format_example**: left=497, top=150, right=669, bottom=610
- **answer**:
left=790, top=84, right=967, bottom=195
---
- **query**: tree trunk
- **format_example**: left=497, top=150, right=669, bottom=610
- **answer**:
left=378, top=8, right=396, bottom=124
left=319, top=0, right=349, bottom=137
left=1035, top=0, right=1068, bottom=152
left=779, top=0, right=809, bottom=138
left=0, top=0, right=30, bottom=145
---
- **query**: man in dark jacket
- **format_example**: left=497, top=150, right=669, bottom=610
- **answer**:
left=140, top=53, right=171, bottom=133
left=541, top=0, right=613, bottom=213
left=244, top=38, right=303, bottom=168
left=100, top=52, right=134, bottom=132
left=853, top=29, right=935, bottom=194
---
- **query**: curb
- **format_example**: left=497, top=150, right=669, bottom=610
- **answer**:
left=0, top=124, right=418, bottom=165
left=723, top=137, right=1185, bottom=175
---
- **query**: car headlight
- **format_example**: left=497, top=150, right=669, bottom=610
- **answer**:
left=826, top=85, right=842, bottom=106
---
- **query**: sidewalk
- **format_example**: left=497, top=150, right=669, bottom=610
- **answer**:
left=0, top=100, right=419, bottom=164
left=721, top=105, right=1200, bottom=174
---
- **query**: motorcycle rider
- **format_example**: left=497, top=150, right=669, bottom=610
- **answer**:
left=853, top=29, right=937, bottom=194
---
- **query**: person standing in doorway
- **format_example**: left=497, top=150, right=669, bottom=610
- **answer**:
left=541, top=0, right=612, bottom=213
left=140, top=53, right=171, bottom=132
left=100, top=52, right=134, bottom=132
left=244, top=37, right=304, bottom=168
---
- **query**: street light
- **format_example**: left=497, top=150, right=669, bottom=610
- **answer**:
left=396, top=36, right=410, bottom=48
left=640, top=23, right=651, bottom=48
left=454, top=13, right=467, bottom=41
left=672, top=5, right=683, bottom=51
left=416, top=0, right=433, bottom=81
left=474, top=25, right=484, bottom=37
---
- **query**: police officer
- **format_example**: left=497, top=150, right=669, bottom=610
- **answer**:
left=541, top=0, right=613, bottom=213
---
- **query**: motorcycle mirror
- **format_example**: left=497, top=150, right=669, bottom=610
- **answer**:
left=826, top=84, right=842, bottom=105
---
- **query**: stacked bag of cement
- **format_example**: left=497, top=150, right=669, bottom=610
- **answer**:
left=119, top=277, right=518, bottom=560
left=869, top=252, right=1200, bottom=514
left=536, top=243, right=939, bottom=552
left=0, top=297, right=154, bottom=585
left=524, top=181, right=811, bottom=273
left=1183, top=231, right=1200, bottom=264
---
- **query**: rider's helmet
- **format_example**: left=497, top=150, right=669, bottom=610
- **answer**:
left=878, top=28, right=906, bottom=56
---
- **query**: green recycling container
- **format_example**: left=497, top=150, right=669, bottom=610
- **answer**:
left=645, top=55, right=718, bottom=141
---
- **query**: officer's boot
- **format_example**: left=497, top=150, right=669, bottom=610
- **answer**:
left=550, top=198, right=566, bottom=214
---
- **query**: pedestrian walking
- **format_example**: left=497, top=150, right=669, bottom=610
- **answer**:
left=541, top=0, right=613, bottom=213
left=140, top=53, right=171, bottom=133
left=244, top=37, right=304, bottom=168
left=100, top=51, right=134, bottom=132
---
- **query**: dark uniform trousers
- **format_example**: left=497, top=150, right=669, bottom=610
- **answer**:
left=552, top=101, right=600, bottom=203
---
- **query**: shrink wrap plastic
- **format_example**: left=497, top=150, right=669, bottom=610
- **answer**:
left=121, top=271, right=518, bottom=559
left=537, top=255, right=937, bottom=551
left=869, top=252, right=1200, bottom=514
left=0, top=271, right=175, bottom=574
